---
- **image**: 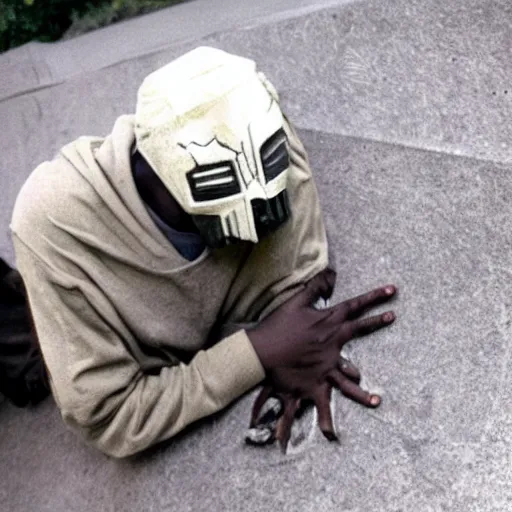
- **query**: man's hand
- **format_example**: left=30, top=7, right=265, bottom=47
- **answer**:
left=247, top=268, right=338, bottom=370
left=247, top=269, right=397, bottom=452
left=248, top=268, right=396, bottom=372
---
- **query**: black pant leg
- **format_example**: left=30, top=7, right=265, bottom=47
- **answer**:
left=0, top=259, right=49, bottom=407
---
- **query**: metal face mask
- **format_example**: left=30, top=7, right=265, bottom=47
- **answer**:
left=135, top=47, right=291, bottom=248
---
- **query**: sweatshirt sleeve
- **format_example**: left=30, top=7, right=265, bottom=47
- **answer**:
left=13, top=237, right=264, bottom=458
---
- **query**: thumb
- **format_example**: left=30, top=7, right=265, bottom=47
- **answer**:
left=295, top=268, right=336, bottom=307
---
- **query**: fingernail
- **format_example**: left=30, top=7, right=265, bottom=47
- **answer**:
left=323, top=431, right=339, bottom=442
left=370, top=395, right=381, bottom=407
left=385, top=286, right=395, bottom=295
left=383, top=312, right=395, bottom=322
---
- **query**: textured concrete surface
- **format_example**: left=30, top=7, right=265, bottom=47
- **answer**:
left=0, top=0, right=360, bottom=101
left=1, top=0, right=512, bottom=510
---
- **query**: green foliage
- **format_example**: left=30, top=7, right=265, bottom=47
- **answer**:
left=0, top=0, right=184, bottom=53
left=63, top=0, right=181, bottom=40
left=0, top=0, right=99, bottom=52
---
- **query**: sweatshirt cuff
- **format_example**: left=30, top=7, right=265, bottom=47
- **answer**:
left=208, top=329, right=265, bottom=399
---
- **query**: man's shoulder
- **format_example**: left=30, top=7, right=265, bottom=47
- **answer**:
left=10, top=137, right=104, bottom=246
left=11, top=116, right=139, bottom=261
left=12, top=114, right=136, bottom=234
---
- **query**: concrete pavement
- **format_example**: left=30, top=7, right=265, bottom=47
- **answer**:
left=1, top=0, right=512, bottom=510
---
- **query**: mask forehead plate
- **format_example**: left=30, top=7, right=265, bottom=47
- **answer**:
left=184, top=138, right=238, bottom=166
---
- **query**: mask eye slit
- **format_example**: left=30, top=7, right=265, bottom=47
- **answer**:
left=187, top=162, right=241, bottom=201
left=193, top=165, right=232, bottom=179
left=260, top=129, right=290, bottom=182
left=195, top=176, right=236, bottom=189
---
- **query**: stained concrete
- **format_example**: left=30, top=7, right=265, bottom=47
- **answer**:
left=1, top=0, right=512, bottom=510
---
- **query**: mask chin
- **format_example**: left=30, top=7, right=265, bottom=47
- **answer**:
left=252, top=190, right=291, bottom=240
left=192, top=190, right=291, bottom=248
left=192, top=215, right=234, bottom=249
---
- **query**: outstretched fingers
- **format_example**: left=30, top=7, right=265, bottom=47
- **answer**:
left=346, top=311, right=396, bottom=339
left=313, top=383, right=338, bottom=442
left=341, top=285, right=397, bottom=320
left=339, top=356, right=361, bottom=384
left=329, top=370, right=381, bottom=408
left=275, top=395, right=301, bottom=454
left=250, top=384, right=273, bottom=427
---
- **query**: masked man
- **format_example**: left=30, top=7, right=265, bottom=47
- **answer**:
left=10, top=47, right=396, bottom=457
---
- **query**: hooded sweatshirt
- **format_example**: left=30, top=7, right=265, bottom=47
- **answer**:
left=10, top=115, right=328, bottom=457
